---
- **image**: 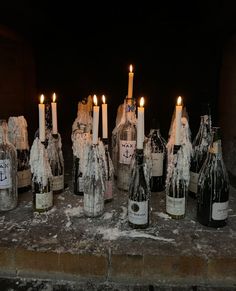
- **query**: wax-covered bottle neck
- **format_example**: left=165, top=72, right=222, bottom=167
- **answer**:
left=0, top=120, right=9, bottom=144
left=209, top=127, right=222, bottom=155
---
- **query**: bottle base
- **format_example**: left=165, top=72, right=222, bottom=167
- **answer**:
left=18, top=185, right=31, bottom=194
left=53, top=188, right=64, bottom=195
left=33, top=205, right=53, bottom=213
left=167, top=212, right=185, bottom=220
left=197, top=218, right=227, bottom=228
left=128, top=221, right=149, bottom=229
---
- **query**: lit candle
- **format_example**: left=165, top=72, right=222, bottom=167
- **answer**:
left=92, top=95, right=100, bottom=144
left=51, top=93, right=58, bottom=134
left=38, top=94, right=45, bottom=142
left=102, top=95, right=108, bottom=139
left=137, top=97, right=145, bottom=149
left=128, top=64, right=134, bottom=98
left=175, top=96, right=183, bottom=145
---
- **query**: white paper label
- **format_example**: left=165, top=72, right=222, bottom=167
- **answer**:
left=151, top=153, right=164, bottom=176
left=52, top=175, right=64, bottom=191
left=128, top=200, right=148, bottom=225
left=119, top=140, right=136, bottom=164
left=212, top=201, right=229, bottom=220
left=78, top=176, right=84, bottom=192
left=17, top=169, right=31, bottom=188
left=35, top=191, right=53, bottom=210
left=189, top=171, right=199, bottom=193
left=166, top=195, right=185, bottom=216
left=0, top=159, right=12, bottom=189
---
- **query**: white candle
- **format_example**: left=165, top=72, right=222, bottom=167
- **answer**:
left=128, top=64, right=134, bottom=98
left=175, top=96, right=183, bottom=145
left=102, top=95, right=108, bottom=139
left=137, top=97, right=145, bottom=149
left=51, top=93, right=58, bottom=134
left=92, top=95, right=100, bottom=144
left=38, top=94, right=45, bottom=142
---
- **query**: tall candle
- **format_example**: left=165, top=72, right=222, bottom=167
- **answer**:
left=102, top=95, right=108, bottom=139
left=92, top=95, right=100, bottom=144
left=128, top=64, right=134, bottom=98
left=137, top=97, right=145, bottom=149
left=38, top=94, right=45, bottom=142
left=175, top=96, right=183, bottom=145
left=51, top=93, right=58, bottom=134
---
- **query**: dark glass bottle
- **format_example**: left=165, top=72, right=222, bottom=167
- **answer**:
left=30, top=139, right=53, bottom=213
left=189, top=114, right=211, bottom=198
left=8, top=116, right=31, bottom=193
left=197, top=127, right=229, bottom=228
left=166, top=145, right=187, bottom=219
left=128, top=149, right=150, bottom=229
left=0, top=120, right=18, bottom=211
left=149, top=119, right=167, bottom=192
left=117, top=97, right=137, bottom=191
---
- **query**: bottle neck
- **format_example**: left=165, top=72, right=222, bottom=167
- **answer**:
left=209, top=127, right=222, bottom=155
left=150, top=128, right=160, bottom=135
left=0, top=120, right=9, bottom=144
left=136, top=149, right=144, bottom=165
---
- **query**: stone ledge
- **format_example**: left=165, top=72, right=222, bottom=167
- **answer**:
left=0, top=186, right=235, bottom=287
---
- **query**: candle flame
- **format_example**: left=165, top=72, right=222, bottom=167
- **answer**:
left=53, top=93, right=56, bottom=102
left=177, top=96, right=182, bottom=106
left=93, top=95, right=97, bottom=106
left=129, top=64, right=133, bottom=73
left=140, top=97, right=144, bottom=107
left=102, top=95, right=106, bottom=104
left=40, top=94, right=44, bottom=104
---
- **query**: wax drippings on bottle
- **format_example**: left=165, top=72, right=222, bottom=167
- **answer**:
left=8, top=116, right=29, bottom=150
left=29, top=138, right=52, bottom=187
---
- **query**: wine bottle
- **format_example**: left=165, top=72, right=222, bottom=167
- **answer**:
left=128, top=149, right=150, bottom=229
left=0, top=120, right=18, bottom=211
left=47, top=132, right=64, bottom=194
left=189, top=114, right=211, bottom=198
left=72, top=124, right=91, bottom=195
left=30, top=138, right=53, bottom=213
left=197, top=127, right=229, bottom=228
left=8, top=116, right=31, bottom=193
left=83, top=143, right=105, bottom=217
left=149, top=118, right=167, bottom=192
left=117, top=97, right=136, bottom=191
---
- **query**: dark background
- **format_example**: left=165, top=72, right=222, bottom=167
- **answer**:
left=1, top=1, right=236, bottom=144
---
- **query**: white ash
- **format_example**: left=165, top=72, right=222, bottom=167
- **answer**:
left=29, top=138, right=52, bottom=187
left=119, top=206, right=127, bottom=220
left=64, top=205, right=84, bottom=217
left=166, top=117, right=192, bottom=197
left=103, top=211, right=114, bottom=220
left=154, top=211, right=172, bottom=220
left=97, top=226, right=175, bottom=242
left=8, top=116, right=29, bottom=150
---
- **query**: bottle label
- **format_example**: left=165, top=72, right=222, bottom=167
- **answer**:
left=78, top=176, right=84, bottom=192
left=17, top=169, right=31, bottom=188
left=151, top=153, right=164, bottom=176
left=212, top=201, right=229, bottom=220
left=104, top=180, right=113, bottom=200
left=35, top=191, right=53, bottom=210
left=128, top=199, right=148, bottom=225
left=52, top=175, right=64, bottom=191
left=189, top=171, right=199, bottom=193
left=119, top=140, right=136, bottom=164
left=0, top=159, right=12, bottom=189
left=166, top=195, right=185, bottom=216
